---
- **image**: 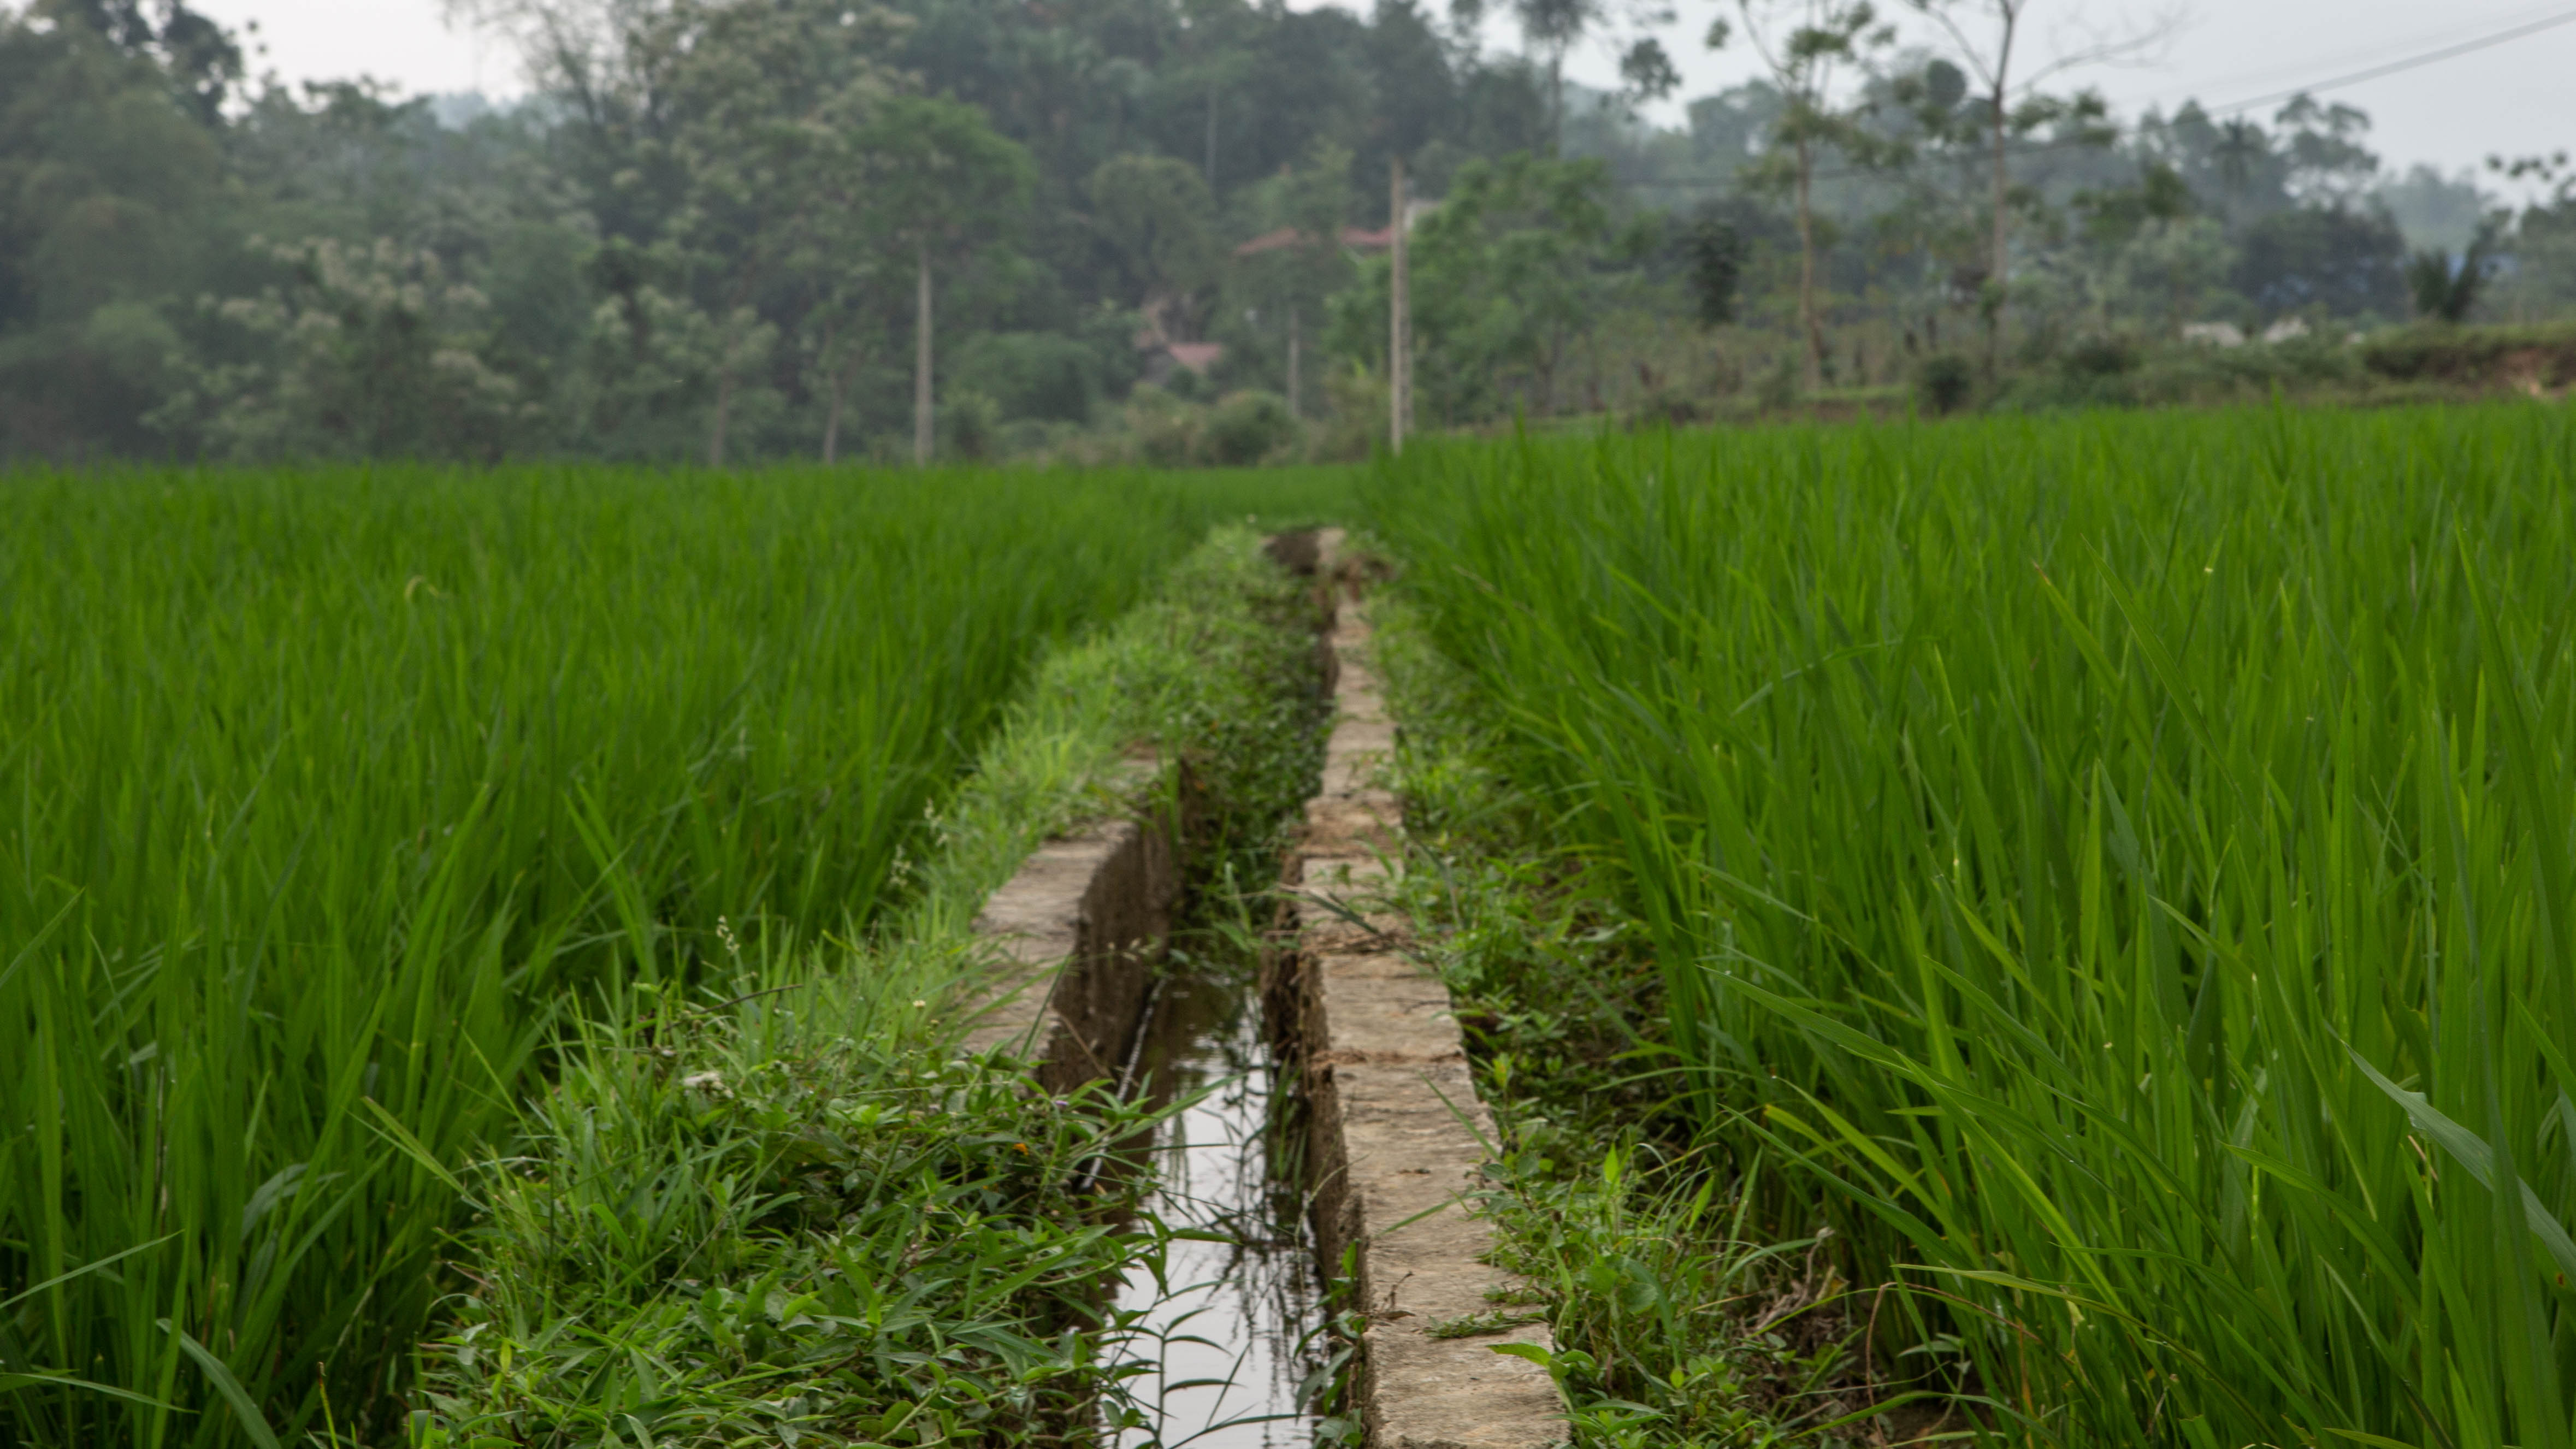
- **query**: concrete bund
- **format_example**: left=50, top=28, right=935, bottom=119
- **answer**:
left=1279, top=548, right=1567, bottom=1449
left=955, top=530, right=1562, bottom=1446
left=960, top=763, right=1179, bottom=1097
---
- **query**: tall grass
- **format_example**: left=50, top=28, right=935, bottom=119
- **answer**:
left=411, top=528, right=1333, bottom=1446
left=0, top=464, right=1227, bottom=1446
left=1370, top=405, right=2576, bottom=1447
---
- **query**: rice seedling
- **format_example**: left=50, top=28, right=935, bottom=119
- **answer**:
left=0, top=463, right=1287, bottom=1446
left=1369, top=404, right=2576, bottom=1447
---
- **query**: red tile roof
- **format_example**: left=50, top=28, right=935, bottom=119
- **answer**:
left=1232, top=224, right=1393, bottom=257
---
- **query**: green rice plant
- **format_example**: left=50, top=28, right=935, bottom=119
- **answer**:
left=412, top=527, right=1333, bottom=1446
left=0, top=463, right=1237, bottom=1447
left=1369, top=405, right=2576, bottom=1447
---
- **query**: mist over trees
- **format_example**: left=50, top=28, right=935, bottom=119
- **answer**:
left=3, top=0, right=2569, bottom=464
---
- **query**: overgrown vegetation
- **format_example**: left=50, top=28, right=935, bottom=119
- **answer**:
left=1362, top=596, right=1876, bottom=1447
left=417, top=1010, right=1169, bottom=1448
left=414, top=528, right=1331, bottom=1448
left=1368, top=404, right=2576, bottom=1447
left=2360, top=319, right=2576, bottom=393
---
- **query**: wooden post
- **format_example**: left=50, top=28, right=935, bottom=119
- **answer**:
left=914, top=243, right=933, bottom=466
left=1288, top=307, right=1302, bottom=421
left=1390, top=155, right=1409, bottom=456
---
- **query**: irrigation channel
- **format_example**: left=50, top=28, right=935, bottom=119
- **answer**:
left=1110, top=953, right=1329, bottom=1447
left=1081, top=529, right=1339, bottom=1447
left=979, top=530, right=1452, bottom=1446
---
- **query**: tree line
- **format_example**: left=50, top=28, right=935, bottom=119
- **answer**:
left=4, top=0, right=2568, bottom=465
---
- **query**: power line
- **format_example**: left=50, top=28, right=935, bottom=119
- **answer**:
left=2138, top=0, right=2572, bottom=108
left=1632, top=5, right=2576, bottom=193
left=2203, top=5, right=2576, bottom=116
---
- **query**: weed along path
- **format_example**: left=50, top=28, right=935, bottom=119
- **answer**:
left=953, top=747, right=1331, bottom=1448
left=951, top=528, right=1563, bottom=1449
left=958, top=531, right=1340, bottom=1448
left=405, top=530, right=1340, bottom=1447
left=403, top=519, right=1549, bottom=1448
left=1273, top=537, right=1564, bottom=1449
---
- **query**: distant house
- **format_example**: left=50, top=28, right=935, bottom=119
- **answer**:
left=1134, top=204, right=1435, bottom=387
left=1230, top=200, right=1435, bottom=259
left=1233, top=224, right=1396, bottom=257
left=1135, top=328, right=1225, bottom=387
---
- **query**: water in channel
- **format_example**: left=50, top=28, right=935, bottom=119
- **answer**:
left=1111, top=961, right=1326, bottom=1448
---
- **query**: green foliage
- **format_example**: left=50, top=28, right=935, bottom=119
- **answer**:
left=1125, top=382, right=1205, bottom=465
left=1201, top=388, right=1300, bottom=465
left=2361, top=318, right=2576, bottom=388
left=855, top=93, right=1037, bottom=264
left=2231, top=204, right=2408, bottom=321
left=1911, top=352, right=1973, bottom=412
left=1089, top=153, right=1223, bottom=320
left=952, top=330, right=1105, bottom=423
left=155, top=236, right=536, bottom=460
left=418, top=1029, right=1166, bottom=1449
left=1478, top=1146, right=1861, bottom=1448
left=414, top=527, right=1331, bottom=1446
left=1987, top=330, right=2379, bottom=412
left=1104, top=385, right=1341, bottom=468
left=1372, top=405, right=2576, bottom=1448
left=1330, top=152, right=1644, bottom=421
left=1372, top=597, right=1849, bottom=1447
left=0, top=465, right=1254, bottom=1447
left=0, top=3, right=234, bottom=454
left=2406, top=220, right=2504, bottom=323
left=938, top=385, right=1003, bottom=458
left=576, top=279, right=761, bottom=460
left=1684, top=208, right=1748, bottom=327
left=16, top=0, right=2576, bottom=461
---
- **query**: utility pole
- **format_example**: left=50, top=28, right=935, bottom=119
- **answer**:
left=1390, top=155, right=1410, bottom=456
left=913, top=242, right=933, bottom=466
left=1287, top=307, right=1302, bottom=420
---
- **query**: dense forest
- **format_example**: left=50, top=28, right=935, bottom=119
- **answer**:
left=4, top=0, right=2570, bottom=465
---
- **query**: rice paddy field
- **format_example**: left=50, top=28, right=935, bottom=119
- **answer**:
left=1369, top=403, right=2576, bottom=1447
left=15, top=408, right=2576, bottom=1449
left=0, top=463, right=1348, bottom=1447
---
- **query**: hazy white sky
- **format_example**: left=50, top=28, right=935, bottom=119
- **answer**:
left=192, top=0, right=2576, bottom=191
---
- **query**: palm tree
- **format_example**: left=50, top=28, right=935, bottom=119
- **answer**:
left=2407, top=220, right=2502, bottom=323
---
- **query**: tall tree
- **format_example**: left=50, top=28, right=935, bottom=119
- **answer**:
left=0, top=1, right=236, bottom=456
left=1328, top=152, right=1643, bottom=419
left=1089, top=151, right=1222, bottom=346
left=46, top=0, right=244, bottom=122
left=1726, top=0, right=1893, bottom=391
left=852, top=95, right=1032, bottom=464
left=1905, top=0, right=2157, bottom=368
left=643, top=0, right=903, bottom=465
left=1226, top=140, right=1357, bottom=416
left=448, top=0, right=911, bottom=464
left=2273, top=93, right=2380, bottom=206
left=1450, top=0, right=1677, bottom=155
